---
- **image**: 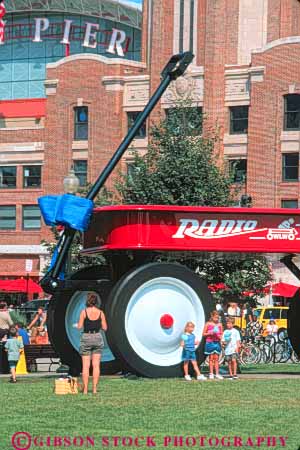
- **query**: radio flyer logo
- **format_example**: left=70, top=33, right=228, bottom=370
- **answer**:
left=172, top=217, right=300, bottom=241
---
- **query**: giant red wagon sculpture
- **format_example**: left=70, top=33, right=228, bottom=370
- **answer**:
left=40, top=53, right=300, bottom=377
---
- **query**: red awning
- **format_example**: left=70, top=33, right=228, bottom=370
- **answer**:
left=208, top=283, right=228, bottom=293
left=0, top=279, right=43, bottom=294
left=271, top=282, right=299, bottom=298
left=0, top=99, right=46, bottom=118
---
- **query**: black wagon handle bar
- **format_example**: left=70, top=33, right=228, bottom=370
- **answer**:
left=41, top=51, right=194, bottom=293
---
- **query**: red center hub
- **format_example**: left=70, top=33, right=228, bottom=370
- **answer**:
left=160, top=314, right=174, bottom=329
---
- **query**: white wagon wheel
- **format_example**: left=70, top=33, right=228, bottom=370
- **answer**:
left=105, top=263, right=213, bottom=378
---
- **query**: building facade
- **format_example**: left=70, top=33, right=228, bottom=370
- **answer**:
left=1, top=0, right=300, bottom=283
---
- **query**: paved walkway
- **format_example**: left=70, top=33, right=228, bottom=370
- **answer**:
left=1, top=372, right=300, bottom=380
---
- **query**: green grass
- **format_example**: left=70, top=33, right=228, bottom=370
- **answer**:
left=241, top=363, right=300, bottom=373
left=1, top=375, right=300, bottom=449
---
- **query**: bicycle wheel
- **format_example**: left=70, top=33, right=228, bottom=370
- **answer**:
left=291, top=351, right=300, bottom=363
left=274, top=342, right=287, bottom=363
left=262, top=343, right=273, bottom=363
left=240, top=344, right=260, bottom=365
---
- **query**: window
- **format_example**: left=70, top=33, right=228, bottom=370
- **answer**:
left=0, top=206, right=16, bottom=230
left=281, top=309, right=288, bottom=320
left=74, top=106, right=88, bottom=140
left=165, top=107, right=202, bottom=135
left=73, top=160, right=87, bottom=187
left=0, top=166, right=16, bottom=189
left=230, top=106, right=249, bottom=134
left=22, top=205, right=41, bottom=230
left=263, top=309, right=280, bottom=320
left=23, top=166, right=42, bottom=188
left=284, top=94, right=300, bottom=130
left=281, top=199, right=298, bottom=208
left=282, top=153, right=299, bottom=181
left=229, top=159, right=247, bottom=183
left=127, top=112, right=147, bottom=139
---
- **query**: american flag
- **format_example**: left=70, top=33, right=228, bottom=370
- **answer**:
left=0, top=1, right=6, bottom=44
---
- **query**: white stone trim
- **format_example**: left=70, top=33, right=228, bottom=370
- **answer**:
left=73, top=150, right=88, bottom=159
left=225, top=66, right=265, bottom=105
left=123, top=76, right=150, bottom=107
left=281, top=131, right=300, bottom=152
left=45, top=79, right=59, bottom=95
left=72, top=141, right=88, bottom=150
left=238, top=0, right=268, bottom=64
left=223, top=145, right=248, bottom=157
left=0, top=245, right=48, bottom=255
left=102, top=76, right=125, bottom=91
left=0, top=142, right=44, bottom=152
left=0, top=127, right=44, bottom=131
left=253, top=36, right=300, bottom=54
left=248, top=66, right=265, bottom=82
left=224, top=134, right=248, bottom=145
left=47, top=53, right=146, bottom=69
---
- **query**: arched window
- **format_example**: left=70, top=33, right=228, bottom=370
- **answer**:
left=284, top=94, right=300, bottom=130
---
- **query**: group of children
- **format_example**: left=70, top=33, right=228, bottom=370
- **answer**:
left=181, top=310, right=240, bottom=381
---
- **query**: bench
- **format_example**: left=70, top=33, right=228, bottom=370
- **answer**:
left=24, top=344, right=60, bottom=372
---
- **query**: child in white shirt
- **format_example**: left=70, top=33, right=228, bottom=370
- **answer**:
left=222, top=317, right=241, bottom=380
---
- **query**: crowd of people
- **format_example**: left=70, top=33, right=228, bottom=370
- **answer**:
left=0, top=301, right=48, bottom=382
left=216, top=301, right=279, bottom=341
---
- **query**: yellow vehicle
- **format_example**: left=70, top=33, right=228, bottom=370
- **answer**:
left=232, top=306, right=288, bottom=339
left=254, top=306, right=288, bottom=339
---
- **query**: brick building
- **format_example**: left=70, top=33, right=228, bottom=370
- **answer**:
left=1, top=0, right=300, bottom=284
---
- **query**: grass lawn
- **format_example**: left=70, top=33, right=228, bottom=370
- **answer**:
left=1, top=374, right=300, bottom=450
left=241, top=363, right=300, bottom=374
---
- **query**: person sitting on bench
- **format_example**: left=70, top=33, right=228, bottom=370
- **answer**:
left=27, top=308, right=47, bottom=344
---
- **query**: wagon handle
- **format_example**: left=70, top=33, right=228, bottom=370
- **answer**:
left=41, top=51, right=194, bottom=293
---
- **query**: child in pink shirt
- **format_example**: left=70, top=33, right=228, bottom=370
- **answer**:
left=203, top=310, right=223, bottom=380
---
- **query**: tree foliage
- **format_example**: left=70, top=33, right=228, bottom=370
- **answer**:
left=116, top=105, right=234, bottom=206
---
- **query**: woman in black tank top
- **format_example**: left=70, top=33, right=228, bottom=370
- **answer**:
left=77, top=292, right=107, bottom=394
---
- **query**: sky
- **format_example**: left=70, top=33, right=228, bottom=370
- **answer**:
left=118, top=0, right=143, bottom=11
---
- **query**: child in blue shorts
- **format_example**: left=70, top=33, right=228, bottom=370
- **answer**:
left=5, top=326, right=24, bottom=383
left=181, top=321, right=206, bottom=381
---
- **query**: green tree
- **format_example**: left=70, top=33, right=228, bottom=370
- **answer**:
left=116, top=105, right=233, bottom=206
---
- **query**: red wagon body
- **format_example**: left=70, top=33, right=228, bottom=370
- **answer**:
left=83, top=205, right=300, bottom=256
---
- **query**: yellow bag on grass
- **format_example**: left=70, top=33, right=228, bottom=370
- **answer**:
left=54, top=377, right=79, bottom=395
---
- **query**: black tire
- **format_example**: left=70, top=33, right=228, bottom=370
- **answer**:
left=105, top=262, right=214, bottom=378
left=47, top=266, right=123, bottom=375
left=288, top=296, right=300, bottom=359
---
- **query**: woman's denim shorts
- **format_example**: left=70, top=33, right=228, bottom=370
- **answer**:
left=79, top=333, right=104, bottom=356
